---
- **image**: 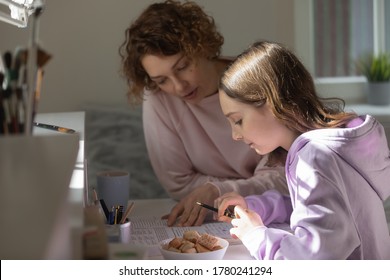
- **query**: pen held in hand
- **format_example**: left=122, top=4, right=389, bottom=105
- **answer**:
left=33, top=122, right=76, bottom=134
left=196, top=201, right=235, bottom=218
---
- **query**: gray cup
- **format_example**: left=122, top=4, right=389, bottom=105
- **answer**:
left=97, top=170, right=130, bottom=212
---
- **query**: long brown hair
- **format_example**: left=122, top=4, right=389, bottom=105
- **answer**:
left=220, top=41, right=357, bottom=165
left=119, top=0, right=224, bottom=104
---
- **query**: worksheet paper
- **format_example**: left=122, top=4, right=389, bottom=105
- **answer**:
left=128, top=216, right=236, bottom=246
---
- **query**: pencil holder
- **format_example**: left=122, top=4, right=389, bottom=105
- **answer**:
left=105, top=221, right=131, bottom=244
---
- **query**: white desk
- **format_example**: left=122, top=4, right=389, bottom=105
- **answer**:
left=0, top=111, right=86, bottom=259
left=33, top=111, right=86, bottom=190
left=34, top=111, right=86, bottom=259
left=129, top=198, right=254, bottom=260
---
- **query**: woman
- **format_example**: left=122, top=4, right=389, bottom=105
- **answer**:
left=119, top=1, right=287, bottom=227
left=216, top=41, right=390, bottom=259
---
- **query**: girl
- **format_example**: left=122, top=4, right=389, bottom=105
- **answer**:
left=216, top=41, right=390, bottom=259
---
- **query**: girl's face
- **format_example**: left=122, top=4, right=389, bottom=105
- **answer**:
left=219, top=90, right=298, bottom=154
left=141, top=53, right=220, bottom=104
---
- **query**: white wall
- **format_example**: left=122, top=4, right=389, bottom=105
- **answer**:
left=0, top=0, right=294, bottom=113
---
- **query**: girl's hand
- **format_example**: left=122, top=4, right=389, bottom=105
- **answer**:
left=230, top=205, right=264, bottom=240
left=214, top=192, right=247, bottom=223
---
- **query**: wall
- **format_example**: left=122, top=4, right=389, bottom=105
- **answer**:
left=0, top=0, right=294, bottom=113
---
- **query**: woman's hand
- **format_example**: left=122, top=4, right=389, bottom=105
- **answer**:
left=214, top=192, right=247, bottom=223
left=230, top=206, right=264, bottom=240
left=163, top=183, right=219, bottom=226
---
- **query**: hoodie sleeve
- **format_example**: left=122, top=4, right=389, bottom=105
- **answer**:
left=245, top=189, right=292, bottom=225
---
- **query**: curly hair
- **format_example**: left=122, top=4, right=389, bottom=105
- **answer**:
left=220, top=41, right=358, bottom=166
left=119, top=0, right=224, bottom=104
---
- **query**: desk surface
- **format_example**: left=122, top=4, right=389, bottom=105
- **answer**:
left=34, top=112, right=86, bottom=192
left=33, top=111, right=85, bottom=140
left=129, top=198, right=254, bottom=260
left=0, top=111, right=85, bottom=259
left=34, top=111, right=86, bottom=259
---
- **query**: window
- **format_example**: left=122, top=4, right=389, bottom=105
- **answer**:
left=313, top=0, right=373, bottom=78
left=294, top=0, right=389, bottom=102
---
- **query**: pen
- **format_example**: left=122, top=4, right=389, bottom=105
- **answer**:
left=113, top=205, right=124, bottom=225
left=99, top=199, right=110, bottom=222
left=196, top=201, right=235, bottom=218
left=33, top=121, right=76, bottom=133
left=120, top=202, right=135, bottom=224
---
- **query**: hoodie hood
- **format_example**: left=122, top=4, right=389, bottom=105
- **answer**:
left=289, top=115, right=390, bottom=201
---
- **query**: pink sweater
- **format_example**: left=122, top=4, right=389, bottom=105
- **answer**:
left=142, top=91, right=288, bottom=200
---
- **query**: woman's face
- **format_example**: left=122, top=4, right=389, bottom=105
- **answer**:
left=219, top=90, right=297, bottom=154
left=141, top=53, right=220, bottom=104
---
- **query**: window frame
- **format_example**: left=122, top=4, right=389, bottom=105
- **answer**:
left=294, top=0, right=386, bottom=103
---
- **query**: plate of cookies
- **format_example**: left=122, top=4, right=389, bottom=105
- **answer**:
left=159, top=230, right=229, bottom=260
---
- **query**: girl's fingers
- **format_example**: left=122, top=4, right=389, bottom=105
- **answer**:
left=215, top=193, right=246, bottom=218
left=230, top=227, right=240, bottom=239
left=234, top=205, right=248, bottom=219
left=231, top=217, right=238, bottom=227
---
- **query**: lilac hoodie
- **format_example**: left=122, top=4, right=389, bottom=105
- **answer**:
left=243, top=115, right=390, bottom=259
